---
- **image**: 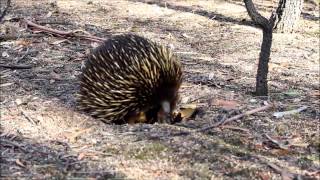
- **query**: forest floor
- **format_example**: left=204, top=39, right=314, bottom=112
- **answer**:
left=0, top=0, right=319, bottom=179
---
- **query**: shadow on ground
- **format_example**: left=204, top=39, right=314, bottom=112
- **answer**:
left=227, top=0, right=320, bottom=21
left=0, top=132, right=126, bottom=179
left=129, top=0, right=255, bottom=26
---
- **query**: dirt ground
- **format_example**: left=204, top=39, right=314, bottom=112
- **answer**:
left=0, top=0, right=319, bottom=179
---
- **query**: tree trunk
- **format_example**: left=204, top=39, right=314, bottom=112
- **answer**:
left=274, top=0, right=304, bottom=33
left=243, top=0, right=278, bottom=96
left=256, top=28, right=273, bottom=96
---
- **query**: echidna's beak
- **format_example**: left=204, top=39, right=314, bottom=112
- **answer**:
left=161, top=101, right=170, bottom=114
left=158, top=101, right=172, bottom=123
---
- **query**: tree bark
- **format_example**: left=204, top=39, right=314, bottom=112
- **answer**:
left=274, top=0, right=304, bottom=33
left=244, top=0, right=277, bottom=96
left=256, top=28, right=273, bottom=96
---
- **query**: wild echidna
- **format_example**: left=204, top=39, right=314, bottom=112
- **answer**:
left=77, top=34, right=182, bottom=124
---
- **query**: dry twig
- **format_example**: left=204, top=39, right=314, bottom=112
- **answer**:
left=264, top=133, right=289, bottom=150
left=20, top=109, right=39, bottom=125
left=22, top=19, right=106, bottom=43
left=0, top=64, right=32, bottom=69
left=198, top=103, right=273, bottom=132
left=273, top=106, right=308, bottom=118
left=37, top=20, right=73, bottom=25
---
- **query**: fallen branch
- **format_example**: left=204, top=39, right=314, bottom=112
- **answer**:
left=0, top=64, right=33, bottom=69
left=198, top=103, right=273, bottom=132
left=21, top=19, right=107, bottom=43
left=273, top=105, right=308, bottom=118
left=264, top=133, right=289, bottom=150
left=37, top=20, right=73, bottom=25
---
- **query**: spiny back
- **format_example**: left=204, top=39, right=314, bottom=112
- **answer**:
left=77, top=34, right=182, bottom=124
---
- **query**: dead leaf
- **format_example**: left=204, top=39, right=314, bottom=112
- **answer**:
left=270, top=149, right=290, bottom=156
left=258, top=172, right=271, bottom=180
left=15, top=40, right=31, bottom=46
left=254, top=143, right=264, bottom=150
left=180, top=104, right=197, bottom=119
left=78, top=152, right=86, bottom=160
left=210, top=99, right=239, bottom=110
left=78, top=152, right=99, bottom=160
left=268, top=63, right=278, bottom=71
left=66, top=128, right=92, bottom=142
left=269, top=62, right=290, bottom=71
left=15, top=159, right=26, bottom=168
left=279, top=62, right=290, bottom=67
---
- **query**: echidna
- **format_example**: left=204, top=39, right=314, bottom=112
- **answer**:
left=77, top=34, right=182, bottom=124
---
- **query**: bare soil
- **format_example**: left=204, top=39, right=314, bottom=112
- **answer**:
left=1, top=0, right=319, bottom=179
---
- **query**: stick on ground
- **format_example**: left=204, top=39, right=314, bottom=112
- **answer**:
left=197, top=103, right=273, bottom=132
left=21, top=19, right=107, bottom=43
left=0, top=64, right=33, bottom=69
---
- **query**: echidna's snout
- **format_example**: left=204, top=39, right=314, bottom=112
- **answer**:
left=157, top=100, right=173, bottom=123
left=161, top=101, right=171, bottom=114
